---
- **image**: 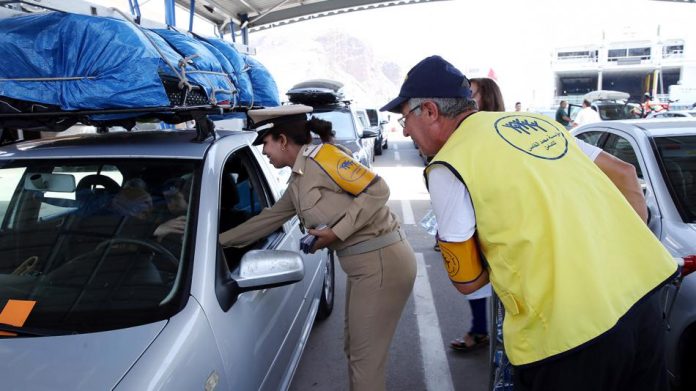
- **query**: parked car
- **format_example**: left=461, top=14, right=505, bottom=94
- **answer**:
left=364, top=108, right=389, bottom=155
left=569, top=90, right=640, bottom=121
left=648, top=110, right=696, bottom=119
left=287, top=80, right=376, bottom=167
left=0, top=128, right=335, bottom=390
left=573, top=118, right=696, bottom=390
left=354, top=108, right=380, bottom=160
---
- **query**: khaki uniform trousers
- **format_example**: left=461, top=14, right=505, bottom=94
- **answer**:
left=337, top=239, right=417, bottom=391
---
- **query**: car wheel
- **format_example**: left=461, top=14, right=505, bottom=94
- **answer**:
left=316, top=251, right=335, bottom=320
left=375, top=137, right=383, bottom=156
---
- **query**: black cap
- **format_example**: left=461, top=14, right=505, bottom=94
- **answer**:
left=380, top=55, right=471, bottom=113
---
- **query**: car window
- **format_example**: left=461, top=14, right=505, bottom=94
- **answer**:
left=0, top=158, right=199, bottom=334
left=653, top=135, right=696, bottom=223
left=355, top=110, right=369, bottom=129
left=575, top=131, right=604, bottom=146
left=365, top=109, right=379, bottom=127
left=253, top=145, right=290, bottom=196
left=312, top=110, right=357, bottom=140
left=596, top=104, right=634, bottom=120
left=37, top=165, right=123, bottom=221
left=602, top=134, right=643, bottom=179
left=219, top=146, right=284, bottom=272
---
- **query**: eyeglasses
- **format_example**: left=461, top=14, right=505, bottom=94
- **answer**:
left=398, top=105, right=420, bottom=128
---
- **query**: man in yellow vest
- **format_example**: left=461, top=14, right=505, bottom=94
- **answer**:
left=381, top=55, right=677, bottom=391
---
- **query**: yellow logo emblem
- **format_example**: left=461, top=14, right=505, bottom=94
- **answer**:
left=495, top=114, right=568, bottom=160
left=336, top=157, right=367, bottom=182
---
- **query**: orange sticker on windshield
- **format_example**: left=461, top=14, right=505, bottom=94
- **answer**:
left=0, top=299, right=36, bottom=327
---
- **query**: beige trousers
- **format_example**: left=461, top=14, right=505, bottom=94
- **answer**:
left=338, top=239, right=417, bottom=391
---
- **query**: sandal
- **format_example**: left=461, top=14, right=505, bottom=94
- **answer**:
left=450, top=333, right=489, bottom=352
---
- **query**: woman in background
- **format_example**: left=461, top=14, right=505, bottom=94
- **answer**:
left=448, top=77, right=502, bottom=351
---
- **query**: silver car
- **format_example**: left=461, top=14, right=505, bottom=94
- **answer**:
left=648, top=110, right=696, bottom=119
left=573, top=118, right=696, bottom=390
left=0, top=129, right=335, bottom=390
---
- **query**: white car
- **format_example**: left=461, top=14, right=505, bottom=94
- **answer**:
left=648, top=110, right=696, bottom=119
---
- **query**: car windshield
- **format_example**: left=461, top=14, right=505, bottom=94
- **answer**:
left=0, top=158, right=198, bottom=336
left=653, top=135, right=696, bottom=223
left=312, top=110, right=357, bottom=140
left=596, top=103, right=636, bottom=120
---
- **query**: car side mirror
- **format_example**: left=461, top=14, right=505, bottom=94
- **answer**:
left=362, top=129, right=378, bottom=138
left=234, top=250, right=304, bottom=293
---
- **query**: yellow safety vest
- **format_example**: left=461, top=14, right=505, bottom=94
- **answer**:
left=427, top=112, right=676, bottom=365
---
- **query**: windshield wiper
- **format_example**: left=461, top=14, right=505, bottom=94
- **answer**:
left=0, top=324, right=73, bottom=337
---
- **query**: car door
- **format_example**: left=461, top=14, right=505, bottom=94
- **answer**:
left=599, top=130, right=663, bottom=237
left=249, top=144, right=325, bottom=310
left=206, top=144, right=316, bottom=391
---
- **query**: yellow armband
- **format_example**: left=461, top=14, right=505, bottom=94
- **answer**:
left=311, top=144, right=376, bottom=196
left=439, top=237, right=484, bottom=284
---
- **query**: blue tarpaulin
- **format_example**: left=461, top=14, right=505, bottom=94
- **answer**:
left=0, top=11, right=281, bottom=124
left=202, top=38, right=255, bottom=107
left=0, top=13, right=170, bottom=110
left=245, top=55, right=280, bottom=107
left=149, top=29, right=235, bottom=105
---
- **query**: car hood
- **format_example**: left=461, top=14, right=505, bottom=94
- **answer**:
left=0, top=320, right=166, bottom=390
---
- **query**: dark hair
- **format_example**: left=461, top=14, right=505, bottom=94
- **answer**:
left=583, top=99, right=591, bottom=107
left=269, top=116, right=335, bottom=145
left=470, top=78, right=505, bottom=112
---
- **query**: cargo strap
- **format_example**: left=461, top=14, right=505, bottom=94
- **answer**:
left=336, top=229, right=406, bottom=257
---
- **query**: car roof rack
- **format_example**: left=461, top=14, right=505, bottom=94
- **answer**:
left=0, top=105, right=234, bottom=143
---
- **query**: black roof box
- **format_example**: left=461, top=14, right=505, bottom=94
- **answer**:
left=286, top=79, right=346, bottom=105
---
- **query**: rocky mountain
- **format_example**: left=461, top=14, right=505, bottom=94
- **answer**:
left=253, top=30, right=403, bottom=108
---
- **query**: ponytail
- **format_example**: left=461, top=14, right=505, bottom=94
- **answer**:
left=306, top=117, right=335, bottom=144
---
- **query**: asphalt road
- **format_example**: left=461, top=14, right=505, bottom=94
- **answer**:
left=290, top=133, right=491, bottom=391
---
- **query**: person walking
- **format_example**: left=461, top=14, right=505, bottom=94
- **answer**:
left=555, top=100, right=571, bottom=128
left=219, top=104, right=417, bottom=391
left=381, top=55, right=676, bottom=391
left=448, top=77, right=503, bottom=352
left=571, top=99, right=600, bottom=127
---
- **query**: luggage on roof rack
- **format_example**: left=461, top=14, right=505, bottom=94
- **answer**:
left=0, top=11, right=280, bottom=132
left=0, top=13, right=172, bottom=111
left=199, top=37, right=255, bottom=107
left=286, top=79, right=346, bottom=105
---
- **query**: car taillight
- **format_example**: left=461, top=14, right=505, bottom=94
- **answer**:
left=682, top=255, right=696, bottom=277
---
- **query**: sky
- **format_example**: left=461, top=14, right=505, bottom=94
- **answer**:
left=94, top=0, right=696, bottom=109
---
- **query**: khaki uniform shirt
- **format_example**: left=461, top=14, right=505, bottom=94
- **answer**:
left=219, top=144, right=399, bottom=250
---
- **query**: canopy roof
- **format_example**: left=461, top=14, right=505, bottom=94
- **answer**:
left=176, top=0, right=446, bottom=33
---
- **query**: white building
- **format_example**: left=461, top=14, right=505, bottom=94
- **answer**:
left=551, top=26, right=696, bottom=109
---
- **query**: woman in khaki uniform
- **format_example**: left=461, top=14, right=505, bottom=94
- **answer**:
left=219, top=104, right=416, bottom=391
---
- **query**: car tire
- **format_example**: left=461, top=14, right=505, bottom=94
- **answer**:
left=316, top=251, right=335, bottom=320
left=375, top=137, right=383, bottom=156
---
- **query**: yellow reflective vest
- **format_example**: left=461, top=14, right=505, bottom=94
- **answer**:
left=427, top=112, right=677, bottom=365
